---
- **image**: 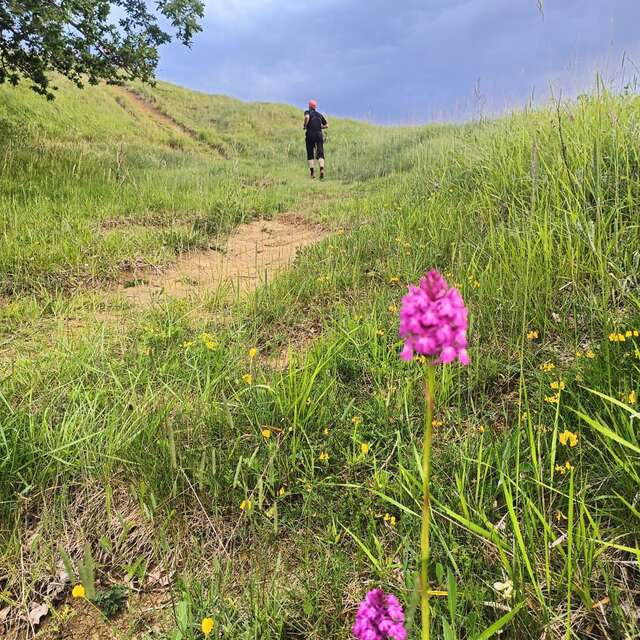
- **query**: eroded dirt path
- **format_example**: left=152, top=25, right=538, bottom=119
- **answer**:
left=118, top=215, right=328, bottom=305
left=111, top=86, right=227, bottom=156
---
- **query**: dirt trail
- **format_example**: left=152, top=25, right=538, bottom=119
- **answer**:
left=111, top=86, right=227, bottom=157
left=118, top=216, right=328, bottom=305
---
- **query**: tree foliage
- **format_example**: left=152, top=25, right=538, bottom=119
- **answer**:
left=0, top=0, right=204, bottom=98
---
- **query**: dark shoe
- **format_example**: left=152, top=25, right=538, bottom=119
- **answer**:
left=319, top=171, right=325, bottom=180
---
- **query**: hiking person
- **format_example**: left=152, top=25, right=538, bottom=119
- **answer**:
left=303, top=99, right=328, bottom=179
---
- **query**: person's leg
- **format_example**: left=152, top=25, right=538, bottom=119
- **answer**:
left=306, top=137, right=315, bottom=178
left=316, top=139, right=325, bottom=179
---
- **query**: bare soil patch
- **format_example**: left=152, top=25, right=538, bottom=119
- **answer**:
left=118, top=217, right=329, bottom=305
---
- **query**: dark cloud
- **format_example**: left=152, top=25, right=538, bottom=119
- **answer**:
left=158, top=0, right=640, bottom=122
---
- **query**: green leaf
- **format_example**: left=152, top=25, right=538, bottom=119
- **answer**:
left=442, top=618, right=457, bottom=640
left=573, top=409, right=640, bottom=454
left=474, top=602, right=525, bottom=640
left=447, top=568, right=457, bottom=623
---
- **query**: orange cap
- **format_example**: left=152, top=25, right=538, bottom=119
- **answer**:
left=308, top=99, right=317, bottom=109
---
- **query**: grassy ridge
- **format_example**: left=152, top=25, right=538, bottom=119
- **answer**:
left=1, top=81, right=639, bottom=639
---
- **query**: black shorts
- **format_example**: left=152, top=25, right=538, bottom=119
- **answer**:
left=306, top=135, right=324, bottom=160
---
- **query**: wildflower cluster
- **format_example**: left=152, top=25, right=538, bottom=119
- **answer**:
left=352, top=589, right=407, bottom=640
left=201, top=332, right=217, bottom=350
left=559, top=430, right=578, bottom=447
left=555, top=461, right=574, bottom=475
left=383, top=512, right=397, bottom=526
left=399, top=270, right=470, bottom=364
left=609, top=329, right=639, bottom=342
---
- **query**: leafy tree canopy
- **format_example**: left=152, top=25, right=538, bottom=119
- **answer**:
left=0, top=0, right=204, bottom=98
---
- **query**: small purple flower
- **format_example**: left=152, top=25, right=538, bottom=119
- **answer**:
left=352, top=589, right=407, bottom=640
left=399, top=270, right=470, bottom=365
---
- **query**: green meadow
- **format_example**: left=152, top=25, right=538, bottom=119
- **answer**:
left=0, top=78, right=638, bottom=639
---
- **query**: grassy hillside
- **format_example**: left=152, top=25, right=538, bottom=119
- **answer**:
left=0, top=80, right=639, bottom=640
left=0, top=77, right=421, bottom=296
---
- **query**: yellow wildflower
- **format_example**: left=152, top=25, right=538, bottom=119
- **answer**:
left=628, top=390, right=637, bottom=405
left=555, top=461, right=574, bottom=475
left=431, top=420, right=444, bottom=428
left=376, top=329, right=385, bottom=337
left=322, top=426, right=330, bottom=437
left=242, top=374, right=253, bottom=385
left=240, top=499, right=252, bottom=511
left=383, top=513, right=397, bottom=526
left=544, top=394, right=560, bottom=404
left=389, top=276, right=400, bottom=284
left=550, top=380, right=566, bottom=391
left=351, top=416, right=363, bottom=426
left=336, top=227, right=345, bottom=235
left=201, top=618, right=215, bottom=637
left=278, top=487, right=286, bottom=497
left=201, top=332, right=216, bottom=345
left=319, top=451, right=329, bottom=462
left=388, top=304, right=398, bottom=313
left=248, top=347, right=258, bottom=359
left=360, top=442, right=370, bottom=455
left=634, top=330, right=639, bottom=337
left=71, top=584, right=86, bottom=599
left=478, top=425, right=485, bottom=433
left=626, top=330, right=633, bottom=338
left=559, top=430, right=578, bottom=447
left=527, top=329, right=539, bottom=340
left=261, top=428, right=272, bottom=439
left=539, top=362, right=556, bottom=372
left=182, top=340, right=194, bottom=349
left=585, top=350, right=595, bottom=358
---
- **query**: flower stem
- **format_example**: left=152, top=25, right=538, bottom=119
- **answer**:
left=421, top=364, right=435, bottom=640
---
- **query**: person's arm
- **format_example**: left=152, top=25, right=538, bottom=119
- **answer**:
left=321, top=114, right=328, bottom=129
left=303, top=110, right=310, bottom=130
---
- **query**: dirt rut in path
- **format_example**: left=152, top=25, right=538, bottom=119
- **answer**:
left=119, top=217, right=328, bottom=305
left=111, top=86, right=227, bottom=157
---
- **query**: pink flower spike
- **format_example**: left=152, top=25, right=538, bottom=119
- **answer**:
left=352, top=589, right=407, bottom=640
left=398, top=269, right=470, bottom=365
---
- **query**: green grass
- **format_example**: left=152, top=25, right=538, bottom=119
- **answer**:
left=0, top=80, right=639, bottom=639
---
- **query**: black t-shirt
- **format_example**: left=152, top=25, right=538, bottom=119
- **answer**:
left=305, top=109, right=327, bottom=135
